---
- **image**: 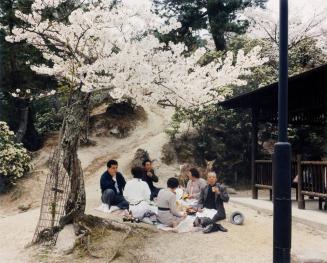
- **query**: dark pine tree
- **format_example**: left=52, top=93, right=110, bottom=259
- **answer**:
left=154, top=0, right=267, bottom=51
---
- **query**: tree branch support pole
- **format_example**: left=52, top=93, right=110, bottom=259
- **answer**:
left=273, top=0, right=292, bottom=262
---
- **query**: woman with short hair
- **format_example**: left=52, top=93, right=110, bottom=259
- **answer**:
left=185, top=168, right=207, bottom=200
left=156, top=177, right=186, bottom=227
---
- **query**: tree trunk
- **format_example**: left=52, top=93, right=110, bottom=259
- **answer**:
left=57, top=89, right=91, bottom=227
left=22, top=106, right=42, bottom=151
left=207, top=0, right=226, bottom=51
left=15, top=99, right=30, bottom=143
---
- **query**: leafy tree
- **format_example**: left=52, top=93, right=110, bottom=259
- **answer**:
left=154, top=0, right=267, bottom=51
left=0, top=0, right=52, bottom=149
left=165, top=34, right=327, bottom=185
left=0, top=0, right=79, bottom=149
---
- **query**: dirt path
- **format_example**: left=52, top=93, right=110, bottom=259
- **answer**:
left=0, top=105, right=173, bottom=263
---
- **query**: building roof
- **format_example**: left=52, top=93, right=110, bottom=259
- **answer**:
left=219, top=64, right=327, bottom=125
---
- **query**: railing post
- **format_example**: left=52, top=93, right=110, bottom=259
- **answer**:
left=297, top=155, right=304, bottom=209
left=251, top=109, right=258, bottom=199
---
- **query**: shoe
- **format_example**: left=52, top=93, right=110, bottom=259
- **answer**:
left=217, top=224, right=228, bottom=232
left=101, top=203, right=110, bottom=213
left=203, top=224, right=214, bottom=234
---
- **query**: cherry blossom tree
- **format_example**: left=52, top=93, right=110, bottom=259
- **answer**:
left=7, top=0, right=267, bottom=232
left=244, top=1, right=327, bottom=53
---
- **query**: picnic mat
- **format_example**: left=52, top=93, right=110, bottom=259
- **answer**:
left=94, top=203, right=126, bottom=216
left=156, top=216, right=201, bottom=233
left=156, top=209, right=217, bottom=233
left=95, top=203, right=217, bottom=233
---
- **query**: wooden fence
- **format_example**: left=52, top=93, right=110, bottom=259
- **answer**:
left=254, top=159, right=327, bottom=210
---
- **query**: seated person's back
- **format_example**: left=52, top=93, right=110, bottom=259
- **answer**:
left=157, top=177, right=186, bottom=227
left=124, top=167, right=151, bottom=204
left=124, top=167, right=152, bottom=218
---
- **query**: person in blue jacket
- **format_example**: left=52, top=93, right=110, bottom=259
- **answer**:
left=100, top=160, right=129, bottom=210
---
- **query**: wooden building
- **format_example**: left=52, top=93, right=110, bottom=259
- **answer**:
left=220, top=64, right=327, bottom=210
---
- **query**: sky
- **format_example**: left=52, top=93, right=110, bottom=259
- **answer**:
left=264, top=0, right=327, bottom=23
left=267, top=0, right=327, bottom=14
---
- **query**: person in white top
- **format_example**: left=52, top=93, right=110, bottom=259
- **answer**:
left=124, top=167, right=153, bottom=219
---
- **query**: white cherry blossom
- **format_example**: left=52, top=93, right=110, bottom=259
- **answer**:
left=6, top=0, right=267, bottom=108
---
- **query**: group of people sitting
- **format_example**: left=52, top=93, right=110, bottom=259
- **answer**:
left=100, top=159, right=229, bottom=232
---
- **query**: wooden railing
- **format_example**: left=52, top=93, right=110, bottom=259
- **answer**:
left=298, top=161, right=327, bottom=209
left=253, top=159, right=327, bottom=209
left=254, top=160, right=273, bottom=189
left=254, top=160, right=297, bottom=187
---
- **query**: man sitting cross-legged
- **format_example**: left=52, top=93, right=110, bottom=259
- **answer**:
left=197, top=172, right=229, bottom=232
left=100, top=160, right=129, bottom=212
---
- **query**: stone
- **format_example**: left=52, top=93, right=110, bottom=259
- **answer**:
left=131, top=148, right=150, bottom=168
left=55, top=224, right=76, bottom=255
left=18, top=204, right=31, bottom=212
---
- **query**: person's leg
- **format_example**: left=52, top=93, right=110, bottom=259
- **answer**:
left=212, top=210, right=226, bottom=223
left=101, top=189, right=115, bottom=208
left=211, top=210, right=228, bottom=232
left=114, top=195, right=129, bottom=210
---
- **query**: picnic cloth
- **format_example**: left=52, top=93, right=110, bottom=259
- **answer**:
left=156, top=208, right=217, bottom=233
left=95, top=203, right=120, bottom=213
left=156, top=216, right=201, bottom=233
left=196, top=208, right=217, bottom=219
left=95, top=203, right=216, bottom=233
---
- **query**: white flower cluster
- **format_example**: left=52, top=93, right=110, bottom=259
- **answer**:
left=10, top=88, right=56, bottom=100
left=6, top=0, right=267, bottom=108
left=244, top=1, right=327, bottom=53
left=0, top=122, right=32, bottom=186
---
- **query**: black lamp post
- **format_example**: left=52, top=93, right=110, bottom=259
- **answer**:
left=273, top=0, right=292, bottom=262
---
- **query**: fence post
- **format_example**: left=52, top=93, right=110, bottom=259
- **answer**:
left=251, top=109, right=258, bottom=199
left=297, top=154, right=304, bottom=209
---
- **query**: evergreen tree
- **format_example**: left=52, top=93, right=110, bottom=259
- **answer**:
left=154, top=0, right=267, bottom=51
left=0, top=0, right=76, bottom=150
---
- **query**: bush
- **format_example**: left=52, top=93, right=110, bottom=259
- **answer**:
left=0, top=121, right=32, bottom=192
left=35, top=109, right=62, bottom=135
left=33, top=96, right=62, bottom=135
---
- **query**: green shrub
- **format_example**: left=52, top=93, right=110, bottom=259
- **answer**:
left=35, top=109, right=62, bottom=135
left=0, top=121, right=32, bottom=192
